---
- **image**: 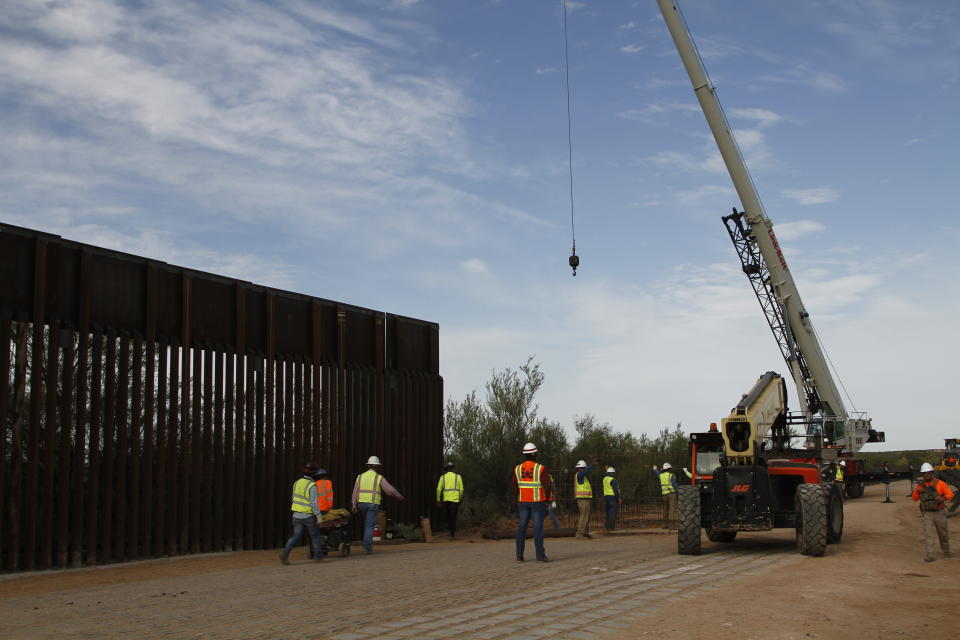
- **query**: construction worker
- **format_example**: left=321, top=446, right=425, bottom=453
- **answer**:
left=435, top=461, right=464, bottom=538
left=512, top=442, right=553, bottom=562
left=280, top=462, right=325, bottom=565
left=835, top=460, right=846, bottom=483
left=654, top=462, right=679, bottom=529
left=573, top=459, right=593, bottom=539
left=307, top=468, right=334, bottom=559
left=315, top=468, right=334, bottom=515
left=352, top=455, right=405, bottom=555
left=911, top=462, right=954, bottom=562
left=602, top=467, right=620, bottom=531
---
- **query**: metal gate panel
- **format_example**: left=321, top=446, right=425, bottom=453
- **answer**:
left=0, top=222, right=442, bottom=572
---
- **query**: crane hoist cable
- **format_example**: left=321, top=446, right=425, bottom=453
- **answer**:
left=561, top=0, right=579, bottom=276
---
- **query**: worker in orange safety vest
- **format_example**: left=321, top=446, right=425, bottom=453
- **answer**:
left=306, top=467, right=335, bottom=560
left=512, top=442, right=553, bottom=563
left=315, top=468, right=334, bottom=514
left=911, top=462, right=954, bottom=562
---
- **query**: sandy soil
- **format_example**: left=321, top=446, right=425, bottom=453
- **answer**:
left=1, top=480, right=955, bottom=640
left=614, top=479, right=958, bottom=640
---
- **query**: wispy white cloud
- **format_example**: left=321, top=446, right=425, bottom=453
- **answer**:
left=772, top=219, right=826, bottom=240
left=460, top=258, right=492, bottom=277
left=618, top=101, right=701, bottom=124
left=618, top=21, right=636, bottom=30
left=620, top=44, right=644, bottom=54
left=729, top=107, right=784, bottom=128
left=673, top=184, right=736, bottom=204
left=642, top=126, right=772, bottom=176
left=756, top=63, right=847, bottom=93
left=701, top=128, right=773, bottom=173
left=642, top=150, right=703, bottom=173
left=819, top=0, right=927, bottom=57
left=694, top=36, right=747, bottom=60
left=782, top=188, right=839, bottom=205
left=0, top=0, right=527, bottom=263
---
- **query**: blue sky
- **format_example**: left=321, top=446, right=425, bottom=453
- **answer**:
left=2, top=0, right=957, bottom=451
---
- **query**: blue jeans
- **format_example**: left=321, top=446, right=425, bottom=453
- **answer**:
left=605, top=496, right=619, bottom=530
left=358, top=502, right=380, bottom=552
left=516, top=502, right=546, bottom=559
left=283, top=515, right=324, bottom=558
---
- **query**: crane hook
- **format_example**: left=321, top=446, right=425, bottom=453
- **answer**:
left=569, top=251, right=579, bottom=277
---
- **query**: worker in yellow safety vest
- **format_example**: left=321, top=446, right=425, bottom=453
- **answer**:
left=352, top=456, right=404, bottom=555
left=834, top=460, right=846, bottom=483
left=280, top=462, right=325, bottom=565
left=573, top=459, right=594, bottom=539
left=512, top=442, right=553, bottom=562
left=655, top=462, right=679, bottom=529
left=436, top=461, right=464, bottom=538
left=602, top=467, right=620, bottom=531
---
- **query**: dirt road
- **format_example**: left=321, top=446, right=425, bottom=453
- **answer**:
left=1, top=481, right=955, bottom=639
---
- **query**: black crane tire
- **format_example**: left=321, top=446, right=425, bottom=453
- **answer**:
left=677, top=485, right=702, bottom=555
left=845, top=482, right=864, bottom=499
left=796, top=483, right=828, bottom=557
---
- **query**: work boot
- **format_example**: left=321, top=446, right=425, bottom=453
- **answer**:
left=925, top=555, right=936, bottom=562
left=279, top=551, right=290, bottom=565
left=582, top=532, right=592, bottom=539
left=536, top=556, right=552, bottom=563
left=516, top=556, right=524, bottom=562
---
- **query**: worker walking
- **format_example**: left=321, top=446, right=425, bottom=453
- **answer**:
left=911, top=462, right=954, bottom=562
left=435, top=461, right=464, bottom=538
left=602, top=467, right=620, bottom=531
left=573, top=459, right=593, bottom=539
left=513, top=442, right=553, bottom=562
left=308, top=467, right=334, bottom=559
left=655, top=462, right=679, bottom=529
left=315, top=467, right=334, bottom=515
left=280, top=462, right=325, bottom=565
left=352, top=456, right=405, bottom=555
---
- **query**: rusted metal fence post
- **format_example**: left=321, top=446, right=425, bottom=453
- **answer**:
left=1, top=223, right=442, bottom=572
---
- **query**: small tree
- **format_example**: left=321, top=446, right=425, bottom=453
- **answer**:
left=443, top=358, right=570, bottom=521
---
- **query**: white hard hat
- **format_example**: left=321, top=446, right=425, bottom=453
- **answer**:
left=920, top=462, right=935, bottom=473
left=839, top=461, right=846, bottom=466
left=606, top=466, right=616, bottom=473
left=522, top=442, right=538, bottom=455
left=576, top=459, right=587, bottom=468
left=662, top=462, right=672, bottom=470
left=367, top=455, right=381, bottom=466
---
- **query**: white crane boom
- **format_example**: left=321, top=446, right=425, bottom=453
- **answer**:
left=656, top=1, right=877, bottom=452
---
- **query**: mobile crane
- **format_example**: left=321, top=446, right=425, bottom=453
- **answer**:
left=656, top=1, right=882, bottom=554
